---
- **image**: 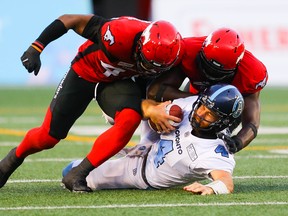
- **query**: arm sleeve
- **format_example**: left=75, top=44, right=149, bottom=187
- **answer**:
left=35, top=19, right=68, bottom=48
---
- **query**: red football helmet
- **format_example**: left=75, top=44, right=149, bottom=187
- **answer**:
left=136, top=20, right=182, bottom=76
left=198, top=28, right=245, bottom=82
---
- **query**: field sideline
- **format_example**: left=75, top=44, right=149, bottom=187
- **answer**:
left=0, top=86, right=287, bottom=216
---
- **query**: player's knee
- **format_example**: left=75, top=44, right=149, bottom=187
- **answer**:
left=115, top=108, right=142, bottom=130
left=26, top=126, right=60, bottom=150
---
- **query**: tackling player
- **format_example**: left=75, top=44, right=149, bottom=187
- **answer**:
left=63, top=84, right=243, bottom=195
left=0, top=14, right=182, bottom=192
left=147, top=27, right=268, bottom=153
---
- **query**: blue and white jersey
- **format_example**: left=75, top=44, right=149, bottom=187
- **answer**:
left=145, top=96, right=235, bottom=189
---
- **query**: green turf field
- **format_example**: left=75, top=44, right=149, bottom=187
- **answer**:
left=0, top=86, right=287, bottom=216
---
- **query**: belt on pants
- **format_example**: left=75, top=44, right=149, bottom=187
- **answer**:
left=141, top=147, right=157, bottom=190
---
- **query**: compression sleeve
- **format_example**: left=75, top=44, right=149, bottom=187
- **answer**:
left=35, top=19, right=68, bottom=49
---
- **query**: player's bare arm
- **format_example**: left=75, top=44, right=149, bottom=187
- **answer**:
left=183, top=170, right=233, bottom=195
left=147, top=67, right=192, bottom=102
left=57, top=14, right=94, bottom=35
left=217, top=91, right=261, bottom=153
left=237, top=91, right=260, bottom=148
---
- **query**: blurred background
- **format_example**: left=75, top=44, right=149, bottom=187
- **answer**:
left=0, top=0, right=287, bottom=87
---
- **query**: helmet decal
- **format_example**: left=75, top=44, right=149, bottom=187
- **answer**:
left=209, top=85, right=235, bottom=100
left=236, top=50, right=245, bottom=65
left=203, top=33, right=213, bottom=48
left=141, top=23, right=153, bottom=45
left=232, top=96, right=244, bottom=118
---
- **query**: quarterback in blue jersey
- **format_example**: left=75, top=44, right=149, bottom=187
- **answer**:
left=63, top=84, right=244, bottom=195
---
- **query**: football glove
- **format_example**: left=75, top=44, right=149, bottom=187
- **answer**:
left=20, top=46, right=41, bottom=76
left=217, top=133, right=243, bottom=154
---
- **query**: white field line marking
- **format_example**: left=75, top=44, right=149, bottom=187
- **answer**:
left=7, top=175, right=288, bottom=184
left=0, top=202, right=287, bottom=211
left=233, top=175, right=288, bottom=179
left=0, top=154, right=284, bottom=164
left=7, top=179, right=60, bottom=183
left=18, top=154, right=288, bottom=163
left=235, top=155, right=288, bottom=159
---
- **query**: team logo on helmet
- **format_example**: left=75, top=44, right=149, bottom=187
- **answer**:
left=203, top=33, right=213, bottom=48
left=232, top=96, right=244, bottom=118
left=141, top=23, right=153, bottom=45
left=236, top=51, right=245, bottom=65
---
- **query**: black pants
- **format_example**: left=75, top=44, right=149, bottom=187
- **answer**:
left=49, top=69, right=147, bottom=139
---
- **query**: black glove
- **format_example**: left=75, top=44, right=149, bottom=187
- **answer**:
left=20, top=46, right=41, bottom=76
left=217, top=133, right=243, bottom=154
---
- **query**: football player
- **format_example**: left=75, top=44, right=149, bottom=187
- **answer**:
left=147, top=27, right=268, bottom=154
left=63, top=84, right=244, bottom=195
left=0, top=14, right=182, bottom=192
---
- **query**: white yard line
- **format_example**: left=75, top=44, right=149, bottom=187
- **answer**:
left=0, top=202, right=287, bottom=211
left=16, top=154, right=287, bottom=163
left=7, top=175, right=288, bottom=184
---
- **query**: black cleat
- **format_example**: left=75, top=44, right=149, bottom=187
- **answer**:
left=61, top=167, right=92, bottom=193
left=0, top=147, right=24, bottom=188
left=61, top=157, right=94, bottom=193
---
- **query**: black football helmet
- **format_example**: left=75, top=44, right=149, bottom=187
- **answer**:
left=190, top=84, right=244, bottom=133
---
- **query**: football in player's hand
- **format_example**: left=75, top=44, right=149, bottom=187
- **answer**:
left=165, top=103, right=183, bottom=127
left=148, top=103, right=183, bottom=131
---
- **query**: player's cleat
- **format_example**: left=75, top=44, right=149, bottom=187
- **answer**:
left=0, top=147, right=24, bottom=188
left=62, top=160, right=84, bottom=178
left=61, top=167, right=92, bottom=193
left=61, top=158, right=93, bottom=193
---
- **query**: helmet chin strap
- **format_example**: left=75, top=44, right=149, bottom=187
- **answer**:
left=191, top=128, right=217, bottom=139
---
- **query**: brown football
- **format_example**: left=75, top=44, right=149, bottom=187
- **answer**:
left=148, top=103, right=183, bottom=131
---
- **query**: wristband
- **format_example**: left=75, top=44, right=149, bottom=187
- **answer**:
left=31, top=41, right=44, bottom=53
left=247, top=123, right=258, bottom=138
left=205, top=180, right=229, bottom=194
left=232, top=135, right=244, bottom=152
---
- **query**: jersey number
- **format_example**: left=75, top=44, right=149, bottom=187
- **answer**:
left=154, top=139, right=173, bottom=168
left=215, top=145, right=229, bottom=158
left=101, top=61, right=126, bottom=77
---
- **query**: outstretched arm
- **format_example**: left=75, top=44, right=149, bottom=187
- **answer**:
left=20, top=14, right=95, bottom=75
left=183, top=170, right=233, bottom=195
